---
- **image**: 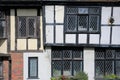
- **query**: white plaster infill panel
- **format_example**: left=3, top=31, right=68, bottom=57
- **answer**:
left=112, top=26, right=120, bottom=45
left=55, top=6, right=64, bottom=23
left=65, top=34, right=76, bottom=44
left=84, top=48, right=95, bottom=80
left=46, top=25, right=54, bottom=43
left=89, top=34, right=99, bottom=44
left=17, top=39, right=26, bottom=50
left=28, top=39, right=37, bottom=50
left=23, top=48, right=51, bottom=80
left=10, top=9, right=15, bottom=51
left=55, top=25, right=64, bottom=43
left=113, top=7, right=120, bottom=24
left=78, top=34, right=87, bottom=44
left=45, top=6, right=54, bottom=23
left=100, top=27, right=110, bottom=44
left=101, top=7, right=111, bottom=24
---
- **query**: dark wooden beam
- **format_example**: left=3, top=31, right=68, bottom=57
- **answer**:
left=0, top=0, right=120, bottom=7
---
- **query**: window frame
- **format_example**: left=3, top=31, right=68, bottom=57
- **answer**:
left=0, top=58, right=3, bottom=79
left=17, top=16, right=38, bottom=38
left=28, top=57, right=38, bottom=79
left=95, top=48, right=120, bottom=78
left=52, top=47, right=83, bottom=76
left=65, top=6, right=101, bottom=34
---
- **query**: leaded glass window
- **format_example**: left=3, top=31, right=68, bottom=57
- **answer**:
left=17, top=16, right=37, bottom=38
left=65, top=7, right=101, bottom=33
left=52, top=47, right=83, bottom=76
left=95, top=48, right=120, bottom=77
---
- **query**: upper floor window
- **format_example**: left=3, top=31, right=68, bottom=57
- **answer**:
left=65, top=7, right=101, bottom=33
left=0, top=10, right=8, bottom=38
left=17, top=16, right=38, bottom=38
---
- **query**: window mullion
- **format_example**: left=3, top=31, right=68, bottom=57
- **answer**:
left=76, top=15, right=79, bottom=32
left=88, top=15, right=90, bottom=32
left=26, top=17, right=29, bottom=38
left=114, top=51, right=116, bottom=75
left=34, top=17, right=36, bottom=37
left=71, top=51, right=74, bottom=76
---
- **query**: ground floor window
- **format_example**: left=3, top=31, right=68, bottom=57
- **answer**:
left=95, top=48, right=120, bottom=77
left=52, top=47, right=83, bottom=76
left=28, top=57, right=38, bottom=78
left=0, top=60, right=3, bottom=79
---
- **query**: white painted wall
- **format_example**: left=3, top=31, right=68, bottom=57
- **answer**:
left=84, top=48, right=95, bottom=80
left=23, top=48, right=51, bottom=80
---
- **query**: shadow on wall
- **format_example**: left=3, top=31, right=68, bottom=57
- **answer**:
left=0, top=40, right=5, bottom=46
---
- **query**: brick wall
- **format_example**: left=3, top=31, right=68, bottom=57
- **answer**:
left=3, top=59, right=9, bottom=80
left=11, top=53, right=23, bottom=80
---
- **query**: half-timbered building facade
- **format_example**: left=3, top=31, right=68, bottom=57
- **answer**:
left=0, top=0, right=120, bottom=80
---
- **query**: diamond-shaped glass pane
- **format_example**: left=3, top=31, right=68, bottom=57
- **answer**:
left=66, top=15, right=77, bottom=32
left=116, top=50, right=120, bottom=59
left=52, top=61, right=62, bottom=77
left=73, top=49, right=82, bottom=59
left=63, top=50, right=72, bottom=59
left=78, top=16, right=88, bottom=31
left=66, top=7, right=78, bottom=14
left=95, top=49, right=105, bottom=59
left=52, top=50, right=62, bottom=59
left=105, top=61, right=114, bottom=75
left=73, top=61, right=82, bottom=75
left=63, top=61, right=72, bottom=76
left=95, top=61, right=104, bottom=77
left=89, top=15, right=99, bottom=32
left=18, top=17, right=26, bottom=37
left=28, top=18, right=35, bottom=37
left=106, top=50, right=114, bottom=59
